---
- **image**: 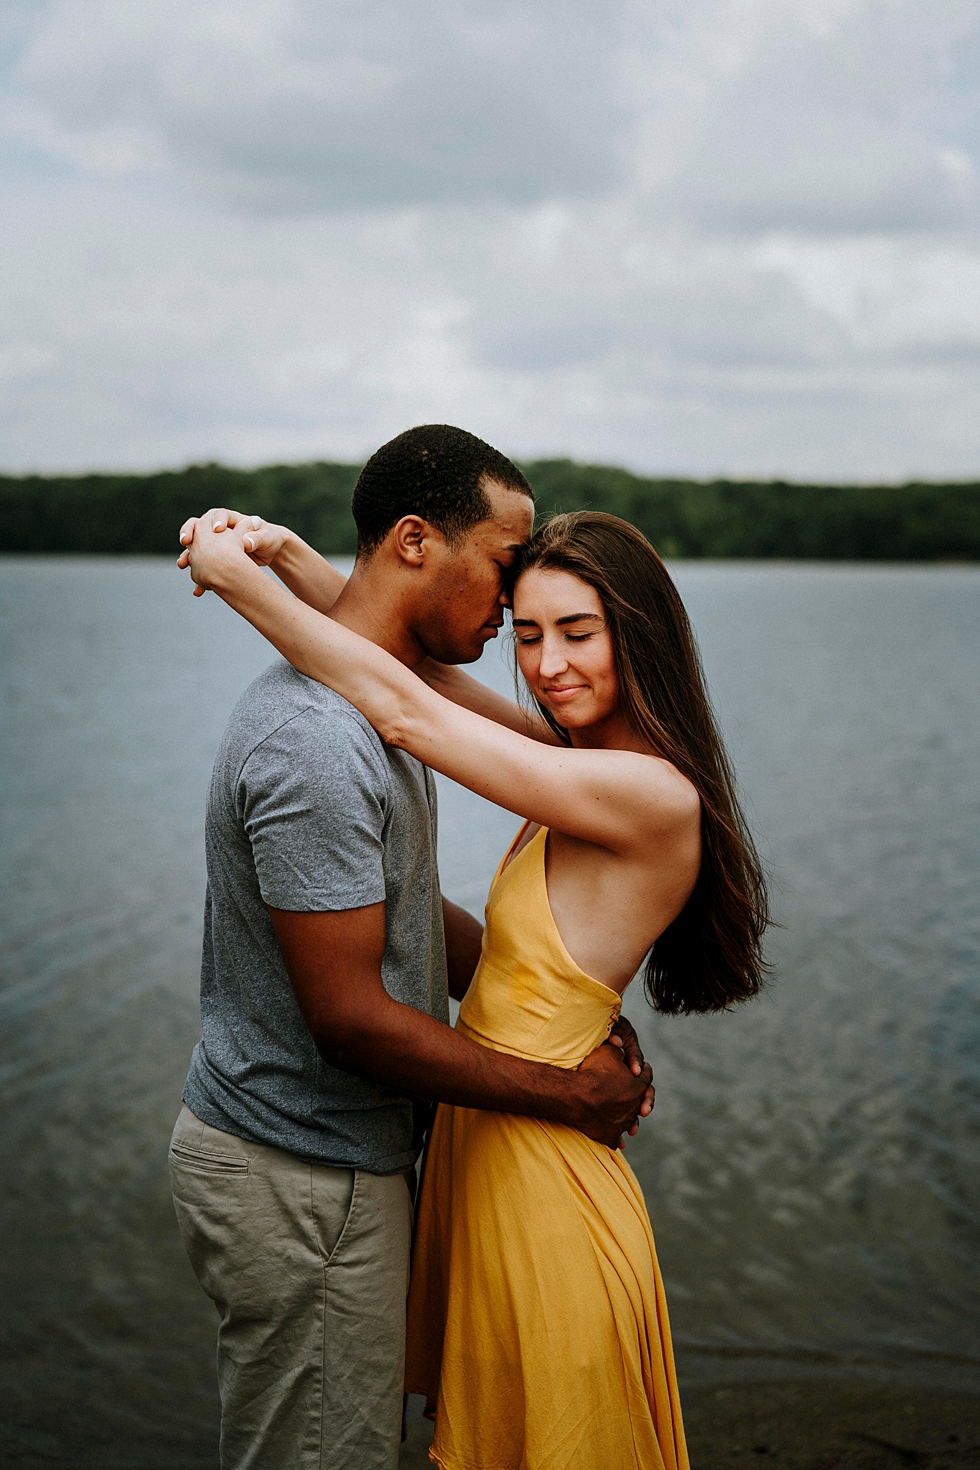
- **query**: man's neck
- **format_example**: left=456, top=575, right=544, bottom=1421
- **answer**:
left=327, top=557, right=427, bottom=670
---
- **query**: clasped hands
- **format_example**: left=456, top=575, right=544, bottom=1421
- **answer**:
left=177, top=506, right=291, bottom=594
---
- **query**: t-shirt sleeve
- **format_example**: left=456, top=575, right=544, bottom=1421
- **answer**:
left=237, top=705, right=390, bottom=912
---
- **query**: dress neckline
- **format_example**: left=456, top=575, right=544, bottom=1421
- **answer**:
left=495, top=824, right=625, bottom=1002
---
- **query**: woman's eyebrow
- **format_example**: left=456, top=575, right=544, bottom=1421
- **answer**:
left=512, top=612, right=602, bottom=627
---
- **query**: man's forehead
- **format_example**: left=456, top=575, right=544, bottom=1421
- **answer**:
left=481, top=480, right=534, bottom=543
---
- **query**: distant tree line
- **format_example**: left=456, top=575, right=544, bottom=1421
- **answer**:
left=1, top=458, right=978, bottom=560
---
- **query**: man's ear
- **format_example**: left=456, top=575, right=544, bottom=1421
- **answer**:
left=389, top=515, right=445, bottom=568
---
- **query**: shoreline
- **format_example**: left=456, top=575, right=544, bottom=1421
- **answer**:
left=399, top=1380, right=980, bottom=1468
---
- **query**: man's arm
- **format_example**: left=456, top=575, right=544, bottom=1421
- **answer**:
left=441, top=896, right=484, bottom=1002
left=269, top=903, right=652, bottom=1149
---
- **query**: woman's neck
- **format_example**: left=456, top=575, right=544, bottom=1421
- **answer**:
left=568, top=709, right=651, bottom=756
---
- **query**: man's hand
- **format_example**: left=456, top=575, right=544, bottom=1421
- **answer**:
left=575, top=1041, right=654, bottom=1151
left=177, top=508, right=290, bottom=595
left=607, top=1015, right=655, bottom=1138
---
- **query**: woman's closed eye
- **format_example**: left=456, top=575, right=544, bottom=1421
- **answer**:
left=516, top=630, right=595, bottom=645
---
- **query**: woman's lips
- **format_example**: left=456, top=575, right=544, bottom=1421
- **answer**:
left=543, top=684, right=587, bottom=702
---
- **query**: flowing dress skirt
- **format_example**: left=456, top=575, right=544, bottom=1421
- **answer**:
left=405, top=1099, right=689, bottom=1470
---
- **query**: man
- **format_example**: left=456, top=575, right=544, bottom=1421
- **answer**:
left=170, top=424, right=653, bottom=1470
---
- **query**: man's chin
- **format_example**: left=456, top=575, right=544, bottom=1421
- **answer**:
left=424, top=626, right=499, bottom=666
left=466, top=629, right=502, bottom=662
left=455, top=643, right=489, bottom=665
left=423, top=640, right=485, bottom=666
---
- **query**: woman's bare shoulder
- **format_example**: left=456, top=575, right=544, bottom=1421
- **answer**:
left=543, top=746, right=701, bottom=861
left=594, top=747, right=701, bottom=827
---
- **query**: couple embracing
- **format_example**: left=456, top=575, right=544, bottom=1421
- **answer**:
left=170, top=424, right=768, bottom=1470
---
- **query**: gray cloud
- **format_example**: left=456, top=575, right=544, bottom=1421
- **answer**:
left=10, top=0, right=627, bottom=208
left=638, top=2, right=980, bottom=235
left=2, top=0, right=980, bottom=479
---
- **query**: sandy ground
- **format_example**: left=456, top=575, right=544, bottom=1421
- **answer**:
left=399, top=1381, right=980, bottom=1469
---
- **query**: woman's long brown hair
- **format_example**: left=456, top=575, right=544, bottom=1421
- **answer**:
left=514, top=511, right=770, bottom=1014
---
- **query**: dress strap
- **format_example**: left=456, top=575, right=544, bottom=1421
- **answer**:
left=488, top=820, right=536, bottom=891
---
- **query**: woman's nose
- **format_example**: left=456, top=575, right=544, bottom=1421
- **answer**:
left=538, top=639, right=569, bottom=676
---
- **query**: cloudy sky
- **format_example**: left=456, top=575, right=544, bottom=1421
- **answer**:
left=2, top=0, right=980, bottom=479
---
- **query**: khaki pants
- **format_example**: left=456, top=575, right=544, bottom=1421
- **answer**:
left=169, top=1104, right=413, bottom=1470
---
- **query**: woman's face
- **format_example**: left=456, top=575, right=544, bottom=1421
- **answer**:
left=512, top=567, right=620, bottom=732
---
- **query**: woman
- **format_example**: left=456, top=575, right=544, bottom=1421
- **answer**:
left=182, top=508, right=768, bottom=1470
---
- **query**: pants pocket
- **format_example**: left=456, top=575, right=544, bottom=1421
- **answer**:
left=313, top=1165, right=357, bottom=1263
left=169, top=1141, right=249, bottom=1175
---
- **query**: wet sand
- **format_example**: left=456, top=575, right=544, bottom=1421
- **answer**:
left=399, top=1382, right=980, bottom=1469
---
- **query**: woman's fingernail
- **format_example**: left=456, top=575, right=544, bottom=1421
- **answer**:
left=251, top=516, right=261, bottom=529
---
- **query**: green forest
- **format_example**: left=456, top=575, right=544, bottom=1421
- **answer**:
left=1, top=458, right=978, bottom=559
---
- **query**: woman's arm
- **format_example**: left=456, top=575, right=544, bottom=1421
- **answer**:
left=266, top=529, right=348, bottom=614
left=180, top=511, right=560, bottom=743
left=185, top=522, right=698, bottom=855
left=179, top=517, right=558, bottom=746
left=420, top=662, right=562, bottom=745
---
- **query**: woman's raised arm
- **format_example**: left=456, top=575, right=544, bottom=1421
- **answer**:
left=178, top=512, right=557, bottom=744
left=185, top=521, right=697, bottom=855
left=419, top=661, right=562, bottom=746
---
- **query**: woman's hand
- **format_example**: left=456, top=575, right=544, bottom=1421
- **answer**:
left=177, top=508, right=347, bottom=614
left=181, top=513, right=264, bottom=597
left=177, top=508, right=290, bottom=595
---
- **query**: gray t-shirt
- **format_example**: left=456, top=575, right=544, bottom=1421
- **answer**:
left=183, top=658, right=449, bottom=1173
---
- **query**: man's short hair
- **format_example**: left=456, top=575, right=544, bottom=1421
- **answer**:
left=351, top=424, right=533, bottom=556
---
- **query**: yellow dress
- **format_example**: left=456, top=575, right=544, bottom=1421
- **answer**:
left=405, top=825, right=689, bottom=1470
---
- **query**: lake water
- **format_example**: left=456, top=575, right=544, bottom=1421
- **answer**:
left=1, top=556, right=978, bottom=1465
